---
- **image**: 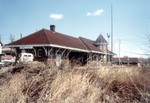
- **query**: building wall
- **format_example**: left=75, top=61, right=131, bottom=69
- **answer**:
left=14, top=46, right=105, bottom=66
left=98, top=44, right=108, bottom=63
left=15, top=47, right=70, bottom=64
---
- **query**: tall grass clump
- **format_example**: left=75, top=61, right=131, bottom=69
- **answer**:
left=0, top=61, right=149, bottom=103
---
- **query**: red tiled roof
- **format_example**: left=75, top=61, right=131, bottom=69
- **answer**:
left=7, top=28, right=114, bottom=54
left=7, top=29, right=87, bottom=50
left=44, top=29, right=86, bottom=50
left=79, top=37, right=103, bottom=52
left=7, top=29, right=49, bottom=45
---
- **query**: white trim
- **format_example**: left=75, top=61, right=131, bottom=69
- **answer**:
left=5, top=44, right=89, bottom=53
left=5, top=44, right=111, bottom=55
left=20, top=46, right=33, bottom=49
left=50, top=44, right=89, bottom=53
left=90, top=50, right=105, bottom=54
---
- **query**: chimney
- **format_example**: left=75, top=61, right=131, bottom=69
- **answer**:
left=50, top=25, right=55, bottom=32
left=20, top=33, right=22, bottom=39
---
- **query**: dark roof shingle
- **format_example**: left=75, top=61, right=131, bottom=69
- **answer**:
left=94, top=34, right=107, bottom=46
left=79, top=37, right=103, bottom=52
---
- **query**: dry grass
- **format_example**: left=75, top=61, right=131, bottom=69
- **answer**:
left=0, top=62, right=150, bottom=103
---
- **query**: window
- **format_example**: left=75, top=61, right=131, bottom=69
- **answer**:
left=103, top=45, right=106, bottom=51
left=24, top=55, right=28, bottom=57
left=38, top=49, right=42, bottom=57
left=100, top=45, right=103, bottom=50
left=28, top=55, right=31, bottom=57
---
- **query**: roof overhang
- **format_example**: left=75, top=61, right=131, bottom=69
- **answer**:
left=5, top=44, right=89, bottom=53
left=5, top=44, right=107, bottom=55
left=89, top=50, right=105, bottom=54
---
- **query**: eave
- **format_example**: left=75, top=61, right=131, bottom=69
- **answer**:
left=5, top=44, right=106, bottom=55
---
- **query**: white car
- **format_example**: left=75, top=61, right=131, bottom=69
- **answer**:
left=19, top=53, right=34, bottom=62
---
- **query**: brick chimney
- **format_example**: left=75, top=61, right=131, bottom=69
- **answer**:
left=20, top=33, right=22, bottom=39
left=50, top=25, right=55, bottom=32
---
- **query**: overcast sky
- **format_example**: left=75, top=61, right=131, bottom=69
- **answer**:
left=0, top=0, right=150, bottom=58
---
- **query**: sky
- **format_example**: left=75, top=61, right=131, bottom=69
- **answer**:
left=0, top=0, right=150, bottom=58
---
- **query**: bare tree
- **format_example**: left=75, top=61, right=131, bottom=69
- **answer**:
left=9, top=34, right=15, bottom=43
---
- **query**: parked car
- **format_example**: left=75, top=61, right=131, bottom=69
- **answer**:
left=19, top=53, right=34, bottom=62
left=1, top=55, right=15, bottom=66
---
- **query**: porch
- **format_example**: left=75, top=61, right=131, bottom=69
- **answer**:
left=14, top=46, right=105, bottom=66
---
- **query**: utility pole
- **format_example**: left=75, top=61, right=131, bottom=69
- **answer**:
left=119, top=39, right=121, bottom=65
left=107, top=33, right=110, bottom=50
left=107, top=33, right=110, bottom=63
left=111, top=4, right=113, bottom=52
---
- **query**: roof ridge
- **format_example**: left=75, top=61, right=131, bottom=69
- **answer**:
left=79, top=37, right=91, bottom=50
left=78, top=37, right=89, bottom=50
left=43, top=29, right=51, bottom=44
left=95, top=34, right=108, bottom=44
left=44, top=29, right=79, bottom=39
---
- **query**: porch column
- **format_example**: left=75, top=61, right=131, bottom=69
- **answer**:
left=66, top=50, right=71, bottom=58
left=33, top=47, right=37, bottom=57
left=43, top=47, right=48, bottom=56
left=48, top=48, right=53, bottom=58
